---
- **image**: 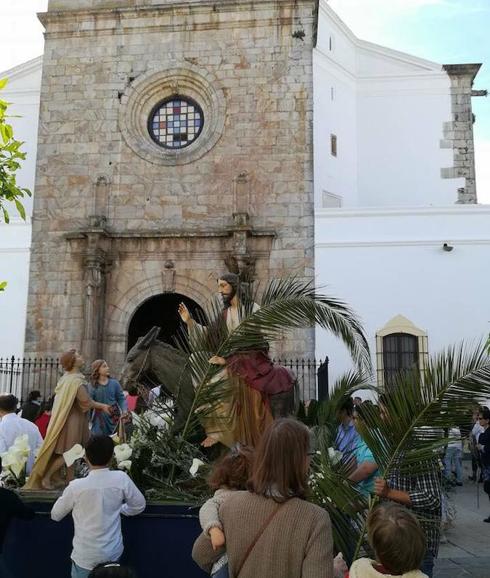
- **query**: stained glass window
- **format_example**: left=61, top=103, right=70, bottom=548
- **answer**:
left=149, top=97, right=204, bottom=149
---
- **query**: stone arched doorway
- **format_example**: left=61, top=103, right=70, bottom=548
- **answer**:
left=127, top=293, right=206, bottom=351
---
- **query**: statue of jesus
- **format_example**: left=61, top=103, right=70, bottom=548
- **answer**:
left=178, top=273, right=294, bottom=447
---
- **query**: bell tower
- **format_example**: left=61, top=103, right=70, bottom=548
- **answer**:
left=26, top=0, right=318, bottom=367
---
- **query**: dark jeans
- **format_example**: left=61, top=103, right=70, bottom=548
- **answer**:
left=0, top=554, right=13, bottom=578
left=420, top=550, right=435, bottom=578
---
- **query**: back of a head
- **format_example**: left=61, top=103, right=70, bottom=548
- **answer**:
left=249, top=418, right=310, bottom=502
left=85, top=436, right=114, bottom=467
left=88, top=563, right=137, bottom=578
left=338, top=396, right=354, bottom=417
left=208, top=445, right=254, bottom=491
left=60, top=349, right=77, bottom=372
left=367, top=503, right=426, bottom=574
left=0, top=394, right=18, bottom=414
left=27, top=390, right=41, bottom=402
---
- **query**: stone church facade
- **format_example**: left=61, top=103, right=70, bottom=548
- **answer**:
left=25, top=0, right=318, bottom=368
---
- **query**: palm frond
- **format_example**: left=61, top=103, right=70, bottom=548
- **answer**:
left=228, top=278, right=372, bottom=372
left=175, top=277, right=372, bottom=441
left=342, top=340, right=490, bottom=558
left=358, top=341, right=490, bottom=475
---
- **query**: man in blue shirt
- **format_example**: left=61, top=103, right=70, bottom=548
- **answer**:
left=348, top=406, right=378, bottom=496
left=335, top=397, right=360, bottom=463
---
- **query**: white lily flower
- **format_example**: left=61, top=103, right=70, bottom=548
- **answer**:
left=1, top=449, right=26, bottom=478
left=148, top=410, right=171, bottom=430
left=328, top=447, right=342, bottom=465
left=12, top=434, right=31, bottom=457
left=189, top=458, right=205, bottom=477
left=63, top=444, right=85, bottom=467
left=114, top=443, right=132, bottom=464
left=117, top=460, right=132, bottom=471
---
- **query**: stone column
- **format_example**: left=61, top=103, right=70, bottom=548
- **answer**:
left=82, top=243, right=107, bottom=362
left=441, top=63, right=482, bottom=204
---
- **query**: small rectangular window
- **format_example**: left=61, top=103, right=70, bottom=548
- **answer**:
left=330, top=134, right=337, bottom=157
left=331, top=86, right=335, bottom=101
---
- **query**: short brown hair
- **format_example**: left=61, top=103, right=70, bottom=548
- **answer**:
left=60, top=349, right=77, bottom=372
left=248, top=418, right=310, bottom=503
left=208, top=445, right=254, bottom=491
left=367, top=503, right=426, bottom=574
left=0, top=394, right=18, bottom=413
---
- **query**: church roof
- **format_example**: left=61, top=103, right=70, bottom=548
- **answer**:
left=0, top=56, right=43, bottom=82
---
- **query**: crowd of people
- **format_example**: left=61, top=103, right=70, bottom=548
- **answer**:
left=1, top=352, right=490, bottom=577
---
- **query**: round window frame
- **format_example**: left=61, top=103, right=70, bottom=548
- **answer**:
left=148, top=96, right=205, bottom=150
left=119, top=65, right=226, bottom=166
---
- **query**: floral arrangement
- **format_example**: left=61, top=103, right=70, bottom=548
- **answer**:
left=0, top=434, right=31, bottom=487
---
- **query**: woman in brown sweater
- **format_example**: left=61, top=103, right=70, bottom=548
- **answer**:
left=192, top=418, right=334, bottom=578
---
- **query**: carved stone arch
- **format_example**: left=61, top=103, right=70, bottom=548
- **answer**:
left=104, top=273, right=214, bottom=367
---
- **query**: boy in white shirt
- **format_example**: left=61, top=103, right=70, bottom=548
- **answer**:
left=0, top=393, right=43, bottom=473
left=51, top=435, right=146, bottom=578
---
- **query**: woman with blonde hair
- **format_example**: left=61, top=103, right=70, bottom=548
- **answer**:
left=193, top=418, right=334, bottom=578
left=25, top=350, right=111, bottom=490
left=89, top=359, right=127, bottom=436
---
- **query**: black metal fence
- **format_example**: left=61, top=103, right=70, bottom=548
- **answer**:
left=0, top=357, right=62, bottom=404
left=0, top=356, right=329, bottom=403
left=273, top=358, right=329, bottom=401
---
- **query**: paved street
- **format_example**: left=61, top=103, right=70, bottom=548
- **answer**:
left=435, top=460, right=490, bottom=578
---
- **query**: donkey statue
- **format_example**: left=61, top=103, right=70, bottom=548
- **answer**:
left=120, top=326, right=299, bottom=435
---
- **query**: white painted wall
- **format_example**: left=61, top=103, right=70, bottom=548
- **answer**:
left=356, top=72, right=461, bottom=207
left=315, top=1, right=464, bottom=209
left=315, top=206, right=490, bottom=385
left=0, top=57, right=41, bottom=358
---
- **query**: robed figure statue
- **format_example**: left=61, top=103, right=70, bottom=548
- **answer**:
left=178, top=273, right=295, bottom=448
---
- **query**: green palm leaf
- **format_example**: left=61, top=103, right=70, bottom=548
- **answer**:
left=177, top=277, right=371, bottom=441
left=347, top=340, right=490, bottom=558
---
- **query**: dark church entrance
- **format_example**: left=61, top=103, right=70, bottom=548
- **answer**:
left=127, top=293, right=206, bottom=351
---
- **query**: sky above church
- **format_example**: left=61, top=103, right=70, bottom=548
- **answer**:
left=0, top=0, right=488, bottom=201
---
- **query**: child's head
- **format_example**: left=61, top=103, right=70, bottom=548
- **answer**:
left=367, top=503, right=426, bottom=575
left=85, top=436, right=114, bottom=468
left=88, top=562, right=137, bottom=578
left=208, top=444, right=254, bottom=491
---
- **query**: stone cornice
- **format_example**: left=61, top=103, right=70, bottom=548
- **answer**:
left=41, top=0, right=318, bottom=27
left=443, top=64, right=482, bottom=83
left=65, top=227, right=276, bottom=241
left=47, top=0, right=315, bottom=12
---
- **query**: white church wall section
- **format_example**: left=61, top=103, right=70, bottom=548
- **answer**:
left=314, top=3, right=358, bottom=209
left=0, top=57, right=42, bottom=358
left=357, top=63, right=463, bottom=208
left=315, top=2, right=466, bottom=209
left=314, top=205, right=490, bottom=384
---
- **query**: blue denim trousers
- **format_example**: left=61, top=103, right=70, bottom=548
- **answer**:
left=0, top=554, right=14, bottom=578
left=444, top=447, right=463, bottom=483
left=420, top=550, right=435, bottom=578
left=71, top=561, right=91, bottom=578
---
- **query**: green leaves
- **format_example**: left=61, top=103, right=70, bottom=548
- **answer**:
left=0, top=281, right=7, bottom=292
left=0, top=77, right=31, bottom=224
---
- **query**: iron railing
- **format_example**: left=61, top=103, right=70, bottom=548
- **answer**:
left=0, top=357, right=62, bottom=404
left=0, top=355, right=329, bottom=403
left=273, top=358, right=329, bottom=401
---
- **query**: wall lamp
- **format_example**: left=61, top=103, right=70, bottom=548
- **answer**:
left=442, top=243, right=454, bottom=252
